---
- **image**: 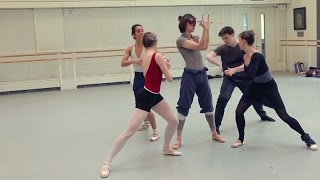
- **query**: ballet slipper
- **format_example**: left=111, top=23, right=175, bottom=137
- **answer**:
left=150, top=130, right=160, bottom=142
left=309, top=144, right=318, bottom=151
left=231, top=140, right=245, bottom=148
left=212, top=134, right=226, bottom=143
left=163, top=148, right=182, bottom=156
left=100, top=164, right=110, bottom=178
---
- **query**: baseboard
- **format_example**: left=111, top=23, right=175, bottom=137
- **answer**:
left=0, top=70, right=185, bottom=93
left=0, top=78, right=60, bottom=93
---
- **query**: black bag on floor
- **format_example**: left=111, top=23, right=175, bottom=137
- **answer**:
left=294, top=62, right=304, bottom=74
left=305, top=67, right=320, bottom=77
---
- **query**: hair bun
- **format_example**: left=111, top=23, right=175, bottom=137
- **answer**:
left=178, top=16, right=182, bottom=22
left=248, top=30, right=255, bottom=36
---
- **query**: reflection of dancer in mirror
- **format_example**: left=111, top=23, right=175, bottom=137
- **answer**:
left=120, top=24, right=160, bottom=142
left=224, top=30, right=317, bottom=151
left=172, top=14, right=225, bottom=150
left=101, top=32, right=182, bottom=178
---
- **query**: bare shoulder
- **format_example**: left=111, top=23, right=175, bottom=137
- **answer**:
left=155, top=52, right=164, bottom=60
left=125, top=45, right=134, bottom=55
left=155, top=52, right=164, bottom=59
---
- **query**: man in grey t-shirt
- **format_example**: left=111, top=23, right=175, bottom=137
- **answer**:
left=172, top=14, right=225, bottom=150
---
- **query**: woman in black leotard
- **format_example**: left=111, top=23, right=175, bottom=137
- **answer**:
left=224, top=30, right=317, bottom=151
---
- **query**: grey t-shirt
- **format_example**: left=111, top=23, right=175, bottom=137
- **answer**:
left=214, top=44, right=244, bottom=70
left=176, top=34, right=204, bottom=70
left=214, top=44, right=247, bottom=80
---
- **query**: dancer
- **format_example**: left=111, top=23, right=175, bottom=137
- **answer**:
left=101, top=32, right=181, bottom=178
left=121, top=24, right=159, bottom=141
left=206, top=26, right=275, bottom=135
left=172, top=14, right=224, bottom=150
left=224, top=30, right=317, bottom=151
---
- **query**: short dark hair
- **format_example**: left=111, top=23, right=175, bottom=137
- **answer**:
left=131, top=24, right=142, bottom=37
left=142, top=32, right=157, bottom=48
left=178, top=14, right=196, bottom=33
left=218, top=26, right=234, bottom=36
left=239, top=30, right=255, bottom=45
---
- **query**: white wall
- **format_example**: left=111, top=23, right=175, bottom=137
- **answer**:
left=283, top=0, right=317, bottom=71
left=0, top=0, right=292, bottom=9
left=0, top=3, right=300, bottom=92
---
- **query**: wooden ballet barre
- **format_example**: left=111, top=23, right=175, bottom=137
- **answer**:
left=62, top=48, right=124, bottom=54
left=279, top=44, right=317, bottom=47
left=0, top=51, right=61, bottom=58
left=0, top=45, right=180, bottom=59
left=279, top=39, right=317, bottom=42
left=67, top=54, right=122, bottom=60
left=71, top=50, right=181, bottom=60
left=0, top=51, right=183, bottom=64
left=0, top=45, right=190, bottom=64
left=0, top=58, right=59, bottom=64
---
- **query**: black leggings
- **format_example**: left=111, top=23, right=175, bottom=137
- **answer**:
left=235, top=100, right=305, bottom=142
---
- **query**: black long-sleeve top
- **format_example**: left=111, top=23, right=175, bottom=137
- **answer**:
left=233, top=52, right=273, bottom=83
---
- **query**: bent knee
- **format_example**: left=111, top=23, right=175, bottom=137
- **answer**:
left=235, top=109, right=244, bottom=116
left=169, top=118, right=179, bottom=126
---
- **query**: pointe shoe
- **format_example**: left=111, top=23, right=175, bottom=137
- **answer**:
left=212, top=134, right=225, bottom=143
left=163, top=148, right=182, bottom=156
left=231, top=140, right=244, bottom=148
left=100, top=164, right=110, bottom=178
left=150, top=130, right=160, bottom=142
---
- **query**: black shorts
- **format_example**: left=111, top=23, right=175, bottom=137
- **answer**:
left=135, top=89, right=164, bottom=112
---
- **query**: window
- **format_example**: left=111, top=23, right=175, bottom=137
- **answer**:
left=243, top=14, right=248, bottom=31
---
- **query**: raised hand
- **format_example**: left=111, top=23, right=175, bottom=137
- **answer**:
left=199, top=14, right=212, bottom=29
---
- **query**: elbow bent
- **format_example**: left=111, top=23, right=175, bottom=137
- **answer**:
left=166, top=77, right=173, bottom=82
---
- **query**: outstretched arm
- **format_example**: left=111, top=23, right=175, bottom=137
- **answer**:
left=206, top=51, right=222, bottom=70
left=224, top=64, right=244, bottom=77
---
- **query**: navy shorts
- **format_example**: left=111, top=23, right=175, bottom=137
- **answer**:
left=133, top=72, right=145, bottom=99
left=176, top=68, right=213, bottom=116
